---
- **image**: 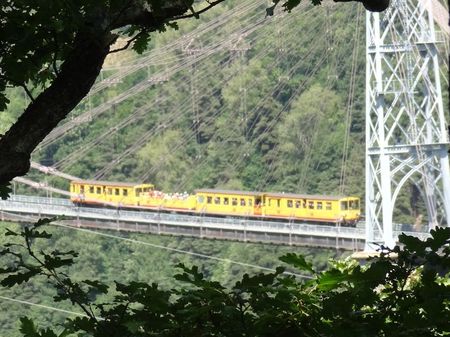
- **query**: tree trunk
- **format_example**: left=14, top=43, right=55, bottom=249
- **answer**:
left=0, top=31, right=112, bottom=185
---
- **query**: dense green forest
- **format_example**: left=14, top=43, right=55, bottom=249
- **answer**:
left=0, top=0, right=449, bottom=335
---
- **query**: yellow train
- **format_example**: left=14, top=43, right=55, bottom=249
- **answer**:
left=70, top=179, right=361, bottom=225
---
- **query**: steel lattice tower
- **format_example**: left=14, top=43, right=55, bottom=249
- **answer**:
left=365, top=0, right=450, bottom=249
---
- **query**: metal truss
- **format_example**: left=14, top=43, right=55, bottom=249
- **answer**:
left=365, top=0, right=450, bottom=249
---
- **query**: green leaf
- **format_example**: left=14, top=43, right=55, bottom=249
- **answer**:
left=266, top=4, right=276, bottom=16
left=398, top=233, right=426, bottom=255
left=68, top=316, right=96, bottom=333
left=0, top=182, right=12, bottom=200
left=279, top=253, right=315, bottom=274
left=427, top=227, right=450, bottom=251
left=316, top=269, right=349, bottom=291
left=234, top=272, right=278, bottom=290
left=43, top=254, right=75, bottom=270
left=5, top=228, right=19, bottom=236
left=174, top=264, right=205, bottom=286
left=282, top=0, right=302, bottom=12
left=0, top=94, right=10, bottom=112
left=132, top=30, right=151, bottom=54
left=56, top=329, right=72, bottom=337
left=124, top=320, right=144, bottom=334
left=1, top=269, right=41, bottom=287
left=83, top=279, right=109, bottom=294
left=19, top=317, right=39, bottom=337
left=34, top=217, right=56, bottom=228
left=38, top=329, right=58, bottom=337
left=166, top=22, right=179, bottom=30
left=31, top=230, right=53, bottom=239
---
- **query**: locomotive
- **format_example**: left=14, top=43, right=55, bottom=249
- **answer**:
left=70, top=179, right=361, bottom=225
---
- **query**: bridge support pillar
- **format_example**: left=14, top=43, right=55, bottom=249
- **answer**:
left=365, top=0, right=450, bottom=250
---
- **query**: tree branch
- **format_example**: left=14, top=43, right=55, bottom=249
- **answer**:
left=21, top=84, right=35, bottom=103
left=109, top=29, right=148, bottom=54
left=1, top=76, right=35, bottom=102
left=51, top=29, right=60, bottom=76
left=109, top=0, right=191, bottom=29
left=171, top=0, right=228, bottom=21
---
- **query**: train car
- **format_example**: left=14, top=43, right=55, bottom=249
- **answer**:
left=139, top=191, right=197, bottom=211
left=70, top=180, right=196, bottom=211
left=194, top=190, right=360, bottom=224
left=194, top=189, right=262, bottom=216
left=70, top=179, right=154, bottom=206
left=263, top=193, right=360, bottom=224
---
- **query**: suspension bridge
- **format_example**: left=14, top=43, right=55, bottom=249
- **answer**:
left=2, top=0, right=449, bottom=251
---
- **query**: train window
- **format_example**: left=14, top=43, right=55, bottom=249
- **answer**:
left=107, top=188, right=112, bottom=195
left=302, top=200, right=307, bottom=208
left=277, top=199, right=280, bottom=207
left=197, top=196, right=204, bottom=203
left=135, top=188, right=141, bottom=197
left=115, top=188, right=120, bottom=196
left=317, top=202, right=323, bottom=210
left=232, top=198, right=238, bottom=206
left=214, top=197, right=220, bottom=205
left=207, top=196, right=212, bottom=204
left=248, top=199, right=253, bottom=206
left=326, top=202, right=332, bottom=210
left=287, top=200, right=293, bottom=208
left=80, top=185, right=85, bottom=193
left=308, top=201, right=314, bottom=209
left=340, top=201, right=348, bottom=210
left=350, top=200, right=359, bottom=209
left=123, top=189, right=128, bottom=196
left=89, top=186, right=94, bottom=193
left=295, top=200, right=300, bottom=208
left=268, top=199, right=271, bottom=207
left=240, top=198, right=246, bottom=206
left=224, top=197, right=229, bottom=205
left=97, top=187, right=101, bottom=194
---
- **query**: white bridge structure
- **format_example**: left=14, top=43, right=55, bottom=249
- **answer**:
left=365, top=0, right=449, bottom=249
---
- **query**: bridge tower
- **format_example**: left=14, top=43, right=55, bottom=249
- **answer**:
left=365, top=0, right=450, bottom=249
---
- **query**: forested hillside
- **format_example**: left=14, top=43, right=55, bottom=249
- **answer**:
left=4, top=1, right=359, bottom=191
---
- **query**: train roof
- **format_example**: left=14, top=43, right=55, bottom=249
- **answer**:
left=195, top=189, right=261, bottom=196
left=71, top=179, right=153, bottom=188
left=264, top=192, right=347, bottom=201
left=195, top=189, right=357, bottom=200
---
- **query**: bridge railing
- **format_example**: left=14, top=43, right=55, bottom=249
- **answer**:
left=1, top=195, right=366, bottom=239
left=1, top=195, right=431, bottom=244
